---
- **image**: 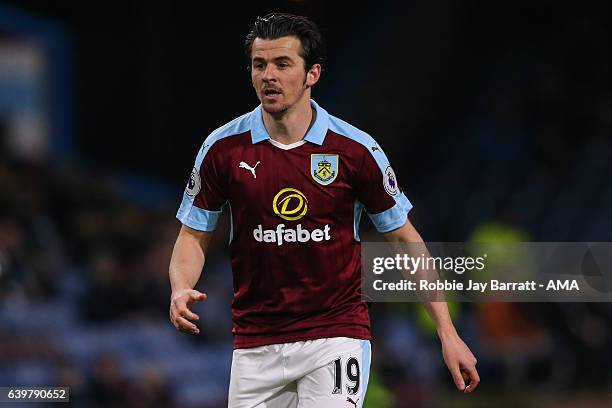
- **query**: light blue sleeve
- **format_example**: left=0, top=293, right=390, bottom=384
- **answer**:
left=328, top=115, right=413, bottom=234
left=176, top=141, right=223, bottom=232
left=175, top=111, right=252, bottom=232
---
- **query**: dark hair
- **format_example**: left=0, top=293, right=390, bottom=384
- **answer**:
left=244, top=13, right=326, bottom=73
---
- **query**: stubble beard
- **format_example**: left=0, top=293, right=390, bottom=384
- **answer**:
left=262, top=100, right=290, bottom=116
left=261, top=83, right=308, bottom=118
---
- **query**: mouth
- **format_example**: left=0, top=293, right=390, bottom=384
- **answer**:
left=263, top=89, right=282, bottom=100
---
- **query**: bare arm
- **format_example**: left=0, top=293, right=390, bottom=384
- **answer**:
left=383, top=219, right=480, bottom=393
left=168, top=224, right=214, bottom=335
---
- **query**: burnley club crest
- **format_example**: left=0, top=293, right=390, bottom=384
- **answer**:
left=311, top=154, right=339, bottom=186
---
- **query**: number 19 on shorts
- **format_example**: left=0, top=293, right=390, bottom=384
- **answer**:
left=332, top=357, right=360, bottom=395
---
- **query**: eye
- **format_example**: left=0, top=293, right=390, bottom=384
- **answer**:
left=253, top=63, right=264, bottom=70
left=278, top=62, right=289, bottom=69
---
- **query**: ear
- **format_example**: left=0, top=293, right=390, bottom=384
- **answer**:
left=305, top=64, right=321, bottom=88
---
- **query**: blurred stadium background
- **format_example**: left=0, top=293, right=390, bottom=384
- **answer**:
left=1, top=1, right=611, bottom=407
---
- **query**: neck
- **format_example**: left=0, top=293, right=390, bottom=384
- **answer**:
left=262, top=97, right=316, bottom=145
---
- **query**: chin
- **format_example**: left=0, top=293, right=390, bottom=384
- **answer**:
left=262, top=102, right=289, bottom=115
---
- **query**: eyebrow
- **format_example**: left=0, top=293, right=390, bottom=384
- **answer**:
left=252, top=55, right=295, bottom=63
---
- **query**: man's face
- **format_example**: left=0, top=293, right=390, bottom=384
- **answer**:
left=250, top=36, right=319, bottom=115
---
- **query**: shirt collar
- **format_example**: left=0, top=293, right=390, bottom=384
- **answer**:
left=250, top=99, right=329, bottom=145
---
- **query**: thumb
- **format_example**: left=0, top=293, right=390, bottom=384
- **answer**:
left=189, top=290, right=207, bottom=302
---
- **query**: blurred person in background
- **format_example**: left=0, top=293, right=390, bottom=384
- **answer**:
left=168, top=12, right=478, bottom=407
left=88, top=353, right=130, bottom=408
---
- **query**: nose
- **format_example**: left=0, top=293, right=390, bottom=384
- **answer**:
left=261, top=64, right=277, bottom=83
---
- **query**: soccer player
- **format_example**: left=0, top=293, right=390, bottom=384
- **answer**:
left=169, top=13, right=479, bottom=407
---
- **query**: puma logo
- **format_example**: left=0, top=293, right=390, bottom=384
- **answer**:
left=346, top=397, right=359, bottom=407
left=239, top=161, right=260, bottom=179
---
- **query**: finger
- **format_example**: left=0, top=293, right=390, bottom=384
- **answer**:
left=462, top=366, right=480, bottom=393
left=170, top=302, right=200, bottom=323
left=174, top=316, right=200, bottom=334
left=460, top=370, right=470, bottom=392
left=449, top=365, right=465, bottom=391
left=179, top=308, right=200, bottom=321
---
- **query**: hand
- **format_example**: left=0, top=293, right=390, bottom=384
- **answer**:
left=440, top=331, right=480, bottom=393
left=169, top=289, right=207, bottom=334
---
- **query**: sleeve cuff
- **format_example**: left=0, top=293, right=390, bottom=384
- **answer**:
left=367, top=192, right=413, bottom=233
left=176, top=194, right=222, bottom=232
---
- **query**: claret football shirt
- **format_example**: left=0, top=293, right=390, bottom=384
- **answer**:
left=177, top=100, right=412, bottom=348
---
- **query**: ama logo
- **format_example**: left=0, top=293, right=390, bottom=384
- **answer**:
left=383, top=166, right=398, bottom=196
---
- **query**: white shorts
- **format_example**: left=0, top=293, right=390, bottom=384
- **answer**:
left=228, top=337, right=371, bottom=408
